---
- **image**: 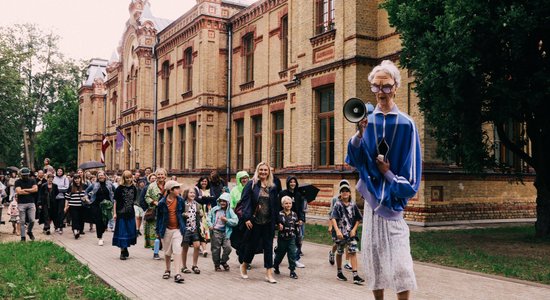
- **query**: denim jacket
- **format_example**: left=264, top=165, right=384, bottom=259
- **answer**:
left=155, top=195, right=186, bottom=238
left=85, top=181, right=115, bottom=204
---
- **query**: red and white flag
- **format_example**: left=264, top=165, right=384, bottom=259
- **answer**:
left=101, top=135, right=110, bottom=163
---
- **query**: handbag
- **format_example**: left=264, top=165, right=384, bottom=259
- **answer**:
left=144, top=207, right=156, bottom=222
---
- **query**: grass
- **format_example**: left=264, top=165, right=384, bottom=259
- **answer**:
left=0, top=241, right=125, bottom=300
left=304, top=224, right=550, bottom=285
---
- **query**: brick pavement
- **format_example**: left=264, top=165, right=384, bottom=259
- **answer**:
left=1, top=212, right=549, bottom=300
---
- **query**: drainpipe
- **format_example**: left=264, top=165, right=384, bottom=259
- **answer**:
left=153, top=35, right=159, bottom=171
left=226, top=23, right=233, bottom=184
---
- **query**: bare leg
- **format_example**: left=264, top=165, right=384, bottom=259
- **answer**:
left=349, top=253, right=358, bottom=270
left=181, top=244, right=189, bottom=268
left=136, top=217, right=142, bottom=232
left=397, top=291, right=410, bottom=300
left=336, top=253, right=343, bottom=269
left=192, top=241, right=200, bottom=266
left=373, top=290, right=384, bottom=300
left=165, top=255, right=171, bottom=272
left=331, top=244, right=337, bottom=253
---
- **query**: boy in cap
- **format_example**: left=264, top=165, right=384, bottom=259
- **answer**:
left=207, top=192, right=238, bottom=271
left=273, top=195, right=300, bottom=279
left=331, top=184, right=364, bottom=285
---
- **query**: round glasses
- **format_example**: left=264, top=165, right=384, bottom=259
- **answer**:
left=370, top=84, right=395, bottom=94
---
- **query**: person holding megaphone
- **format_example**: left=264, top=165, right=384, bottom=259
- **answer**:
left=344, top=60, right=421, bottom=300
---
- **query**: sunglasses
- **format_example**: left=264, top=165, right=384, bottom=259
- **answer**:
left=370, top=84, right=395, bottom=94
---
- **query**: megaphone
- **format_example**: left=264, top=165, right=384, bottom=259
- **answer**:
left=343, top=98, right=375, bottom=123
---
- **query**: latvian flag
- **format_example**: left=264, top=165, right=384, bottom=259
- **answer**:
left=101, top=135, right=110, bottom=163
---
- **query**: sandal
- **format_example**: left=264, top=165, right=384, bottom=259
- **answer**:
left=191, top=265, right=201, bottom=274
left=174, top=274, right=184, bottom=283
left=215, top=266, right=222, bottom=272
left=162, top=270, right=171, bottom=279
left=222, top=263, right=230, bottom=271
left=181, top=267, right=192, bottom=274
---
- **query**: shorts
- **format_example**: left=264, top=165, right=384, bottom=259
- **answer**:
left=162, top=229, right=183, bottom=256
left=335, top=237, right=359, bottom=255
left=182, top=230, right=201, bottom=245
left=134, top=205, right=144, bottom=218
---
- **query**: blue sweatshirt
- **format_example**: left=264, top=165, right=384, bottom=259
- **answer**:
left=345, top=104, right=422, bottom=220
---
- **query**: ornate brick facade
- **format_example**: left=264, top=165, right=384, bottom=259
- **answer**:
left=78, top=0, right=536, bottom=225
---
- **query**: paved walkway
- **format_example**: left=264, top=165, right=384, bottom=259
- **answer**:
left=1, top=216, right=549, bottom=299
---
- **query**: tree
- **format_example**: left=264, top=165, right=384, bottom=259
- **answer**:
left=0, top=24, right=72, bottom=170
left=0, top=41, right=24, bottom=166
left=383, top=0, right=550, bottom=237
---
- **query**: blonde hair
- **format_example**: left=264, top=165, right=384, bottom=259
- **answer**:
left=155, top=168, right=167, bottom=176
left=121, top=171, right=133, bottom=186
left=281, top=195, right=293, bottom=206
left=252, top=161, right=274, bottom=188
left=368, top=60, right=401, bottom=88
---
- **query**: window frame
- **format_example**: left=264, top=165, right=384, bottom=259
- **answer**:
left=315, top=0, right=335, bottom=35
left=161, top=61, right=170, bottom=101
left=179, top=124, right=186, bottom=170
left=183, top=47, right=193, bottom=92
left=252, top=116, right=262, bottom=168
left=243, top=33, right=254, bottom=83
left=281, top=15, right=289, bottom=70
left=317, top=86, right=335, bottom=167
left=273, top=111, right=284, bottom=169
left=236, top=119, right=244, bottom=170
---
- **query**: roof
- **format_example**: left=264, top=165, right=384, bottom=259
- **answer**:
left=83, top=59, right=108, bottom=87
left=140, top=1, right=172, bottom=31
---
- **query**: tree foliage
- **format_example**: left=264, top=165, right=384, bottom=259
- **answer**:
left=383, top=0, right=550, bottom=236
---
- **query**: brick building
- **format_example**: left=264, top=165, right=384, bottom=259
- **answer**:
left=78, top=0, right=536, bottom=225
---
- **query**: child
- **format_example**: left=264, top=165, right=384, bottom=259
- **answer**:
left=8, top=197, right=20, bottom=235
left=273, top=196, right=299, bottom=279
left=331, top=184, right=364, bottom=285
left=207, top=192, right=238, bottom=271
left=181, top=187, right=204, bottom=275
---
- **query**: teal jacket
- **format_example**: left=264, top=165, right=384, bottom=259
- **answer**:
left=207, top=199, right=238, bottom=239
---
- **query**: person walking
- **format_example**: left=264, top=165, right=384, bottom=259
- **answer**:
left=85, top=171, right=115, bottom=246
left=346, top=60, right=421, bottom=300
left=180, top=187, right=204, bottom=275
left=238, top=162, right=279, bottom=283
left=278, top=175, right=306, bottom=268
left=230, top=171, right=249, bottom=210
left=194, top=176, right=215, bottom=257
left=112, top=171, right=138, bottom=260
left=207, top=192, right=238, bottom=272
left=155, top=180, right=186, bottom=283
left=273, top=196, right=300, bottom=279
left=53, top=168, right=70, bottom=234
left=38, top=173, right=58, bottom=235
left=14, top=168, right=38, bottom=241
left=145, top=168, right=167, bottom=259
left=64, top=174, right=86, bottom=239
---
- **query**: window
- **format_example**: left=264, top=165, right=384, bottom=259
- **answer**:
left=252, top=116, right=262, bottom=168
left=318, top=87, right=335, bottom=166
left=495, top=121, right=527, bottom=172
left=159, top=130, right=165, bottom=168
left=133, top=68, right=138, bottom=106
left=243, top=34, right=254, bottom=83
left=126, top=131, right=132, bottom=169
left=167, top=127, right=173, bottom=169
left=191, top=122, right=197, bottom=169
left=315, top=0, right=335, bottom=35
left=184, top=48, right=193, bottom=92
left=273, top=111, right=284, bottom=169
left=125, top=74, right=131, bottom=109
left=179, top=124, right=186, bottom=170
left=281, top=15, right=289, bottom=70
left=162, top=61, right=170, bottom=101
left=236, top=120, right=244, bottom=170
left=111, top=92, right=117, bottom=121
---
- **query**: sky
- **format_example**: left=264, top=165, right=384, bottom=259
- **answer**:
left=0, top=0, right=255, bottom=61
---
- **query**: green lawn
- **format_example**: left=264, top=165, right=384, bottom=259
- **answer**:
left=0, top=241, right=125, bottom=300
left=305, top=224, right=550, bottom=285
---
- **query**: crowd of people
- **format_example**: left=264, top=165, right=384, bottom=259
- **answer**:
left=0, top=60, right=420, bottom=299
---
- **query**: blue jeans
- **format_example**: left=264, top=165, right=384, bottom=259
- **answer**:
left=18, top=203, right=35, bottom=238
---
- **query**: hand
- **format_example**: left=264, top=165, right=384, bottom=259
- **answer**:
left=38, top=205, right=42, bottom=209
left=336, top=231, right=344, bottom=240
left=350, top=229, right=356, bottom=238
left=221, top=216, right=227, bottom=222
left=278, top=224, right=283, bottom=231
left=113, top=214, right=117, bottom=221
left=357, top=119, right=368, bottom=138
left=245, top=220, right=253, bottom=230
left=64, top=207, right=69, bottom=213
left=298, top=220, right=303, bottom=226
left=376, top=156, right=390, bottom=174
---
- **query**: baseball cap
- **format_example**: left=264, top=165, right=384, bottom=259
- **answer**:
left=164, top=180, right=182, bottom=191
left=339, top=179, right=350, bottom=187
left=20, top=167, right=31, bottom=176
left=339, top=184, right=351, bottom=193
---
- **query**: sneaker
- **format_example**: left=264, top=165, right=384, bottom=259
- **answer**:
left=137, top=230, right=142, bottom=236
left=21, top=237, right=26, bottom=242
left=45, top=230, right=51, bottom=235
left=120, top=253, right=127, bottom=260
left=80, top=231, right=85, bottom=235
left=27, top=232, right=35, bottom=241
left=153, top=253, right=161, bottom=260
left=353, top=275, right=365, bottom=285
left=329, top=251, right=335, bottom=265
left=295, top=260, right=305, bottom=268
left=344, top=263, right=352, bottom=271
left=273, top=265, right=280, bottom=274
left=98, top=239, right=104, bottom=246
left=337, top=272, right=347, bottom=281
left=290, top=271, right=298, bottom=279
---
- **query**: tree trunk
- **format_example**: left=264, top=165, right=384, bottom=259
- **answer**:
left=535, top=176, right=550, bottom=238
left=23, top=128, right=30, bottom=168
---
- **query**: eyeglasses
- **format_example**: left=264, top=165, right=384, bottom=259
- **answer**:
left=370, top=84, right=395, bottom=94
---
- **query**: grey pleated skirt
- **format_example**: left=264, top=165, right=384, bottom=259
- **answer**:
left=361, top=204, right=417, bottom=293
